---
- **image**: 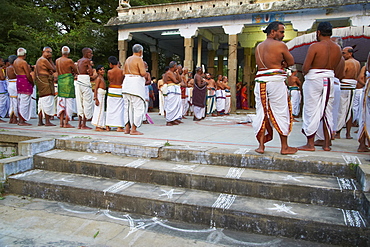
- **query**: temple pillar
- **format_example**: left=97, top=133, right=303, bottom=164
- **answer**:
left=197, top=35, right=202, bottom=67
left=179, top=26, right=198, bottom=71
left=217, top=55, right=223, bottom=76
left=243, top=48, right=252, bottom=108
left=118, top=40, right=128, bottom=65
left=150, top=46, right=159, bottom=79
left=223, top=24, right=244, bottom=113
left=207, top=50, right=216, bottom=75
left=118, top=30, right=132, bottom=65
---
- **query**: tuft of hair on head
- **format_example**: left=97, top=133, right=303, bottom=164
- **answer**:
left=132, top=44, right=143, bottom=53
left=61, top=46, right=70, bottom=55
left=96, top=65, right=104, bottom=72
left=8, top=55, right=17, bottom=64
left=317, top=22, right=333, bottom=37
left=82, top=47, right=91, bottom=55
left=43, top=46, right=52, bottom=52
left=108, top=56, right=118, bottom=65
left=196, top=66, right=202, bottom=72
left=263, top=21, right=284, bottom=35
left=169, top=61, right=177, bottom=68
left=17, top=48, right=27, bottom=56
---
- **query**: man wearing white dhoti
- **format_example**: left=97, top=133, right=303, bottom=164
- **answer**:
left=13, top=48, right=34, bottom=126
left=56, top=46, right=78, bottom=128
left=35, top=47, right=56, bottom=126
left=353, top=65, right=367, bottom=126
left=357, top=56, right=370, bottom=152
left=6, top=55, right=18, bottom=124
left=298, top=22, right=344, bottom=152
left=76, top=47, right=94, bottom=129
left=91, top=65, right=106, bottom=131
left=0, top=57, right=9, bottom=122
left=163, top=61, right=182, bottom=126
left=205, top=73, right=217, bottom=116
left=122, top=44, right=147, bottom=135
left=287, top=70, right=302, bottom=120
left=106, top=56, right=125, bottom=131
left=253, top=21, right=297, bottom=155
left=335, top=47, right=361, bottom=139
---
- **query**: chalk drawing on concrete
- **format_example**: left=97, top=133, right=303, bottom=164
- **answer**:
left=103, top=181, right=135, bottom=195
left=341, top=209, right=367, bottom=227
left=212, top=194, right=237, bottom=210
left=159, top=189, right=184, bottom=199
left=280, top=175, right=304, bottom=182
left=78, top=155, right=97, bottom=161
left=234, top=148, right=251, bottom=155
left=342, top=155, right=361, bottom=165
left=267, top=203, right=297, bottom=215
left=41, top=149, right=65, bottom=156
left=58, top=202, right=99, bottom=214
left=336, top=177, right=357, bottom=192
left=59, top=203, right=282, bottom=246
left=226, top=168, right=245, bottom=179
left=125, top=159, right=149, bottom=168
left=10, top=169, right=42, bottom=179
left=173, top=164, right=196, bottom=171
left=53, top=177, right=74, bottom=183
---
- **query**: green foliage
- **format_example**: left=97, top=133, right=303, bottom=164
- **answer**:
left=348, top=163, right=359, bottom=171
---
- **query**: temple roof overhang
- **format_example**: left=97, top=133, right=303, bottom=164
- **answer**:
left=106, top=0, right=370, bottom=28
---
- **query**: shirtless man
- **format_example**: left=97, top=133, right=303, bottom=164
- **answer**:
left=335, top=47, right=361, bottom=139
left=35, top=47, right=56, bottom=126
left=91, top=65, right=106, bottom=131
left=0, top=57, right=8, bottom=122
left=253, top=21, right=297, bottom=155
left=122, top=44, right=147, bottom=135
left=298, top=22, right=344, bottom=151
left=358, top=52, right=370, bottom=152
left=163, top=61, right=182, bottom=126
left=106, top=56, right=125, bottom=131
left=205, top=73, right=217, bottom=116
left=76, top=48, right=94, bottom=129
left=222, top=76, right=231, bottom=115
left=13, top=48, right=34, bottom=126
left=6, top=55, right=18, bottom=124
left=143, top=61, right=152, bottom=124
left=56, top=46, right=78, bottom=128
left=288, top=70, right=302, bottom=121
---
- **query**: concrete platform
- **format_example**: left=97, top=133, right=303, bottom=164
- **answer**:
left=1, top=112, right=370, bottom=245
left=7, top=169, right=369, bottom=245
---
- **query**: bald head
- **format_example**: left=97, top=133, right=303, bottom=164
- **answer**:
left=342, top=46, right=354, bottom=60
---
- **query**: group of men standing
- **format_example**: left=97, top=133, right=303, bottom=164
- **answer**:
left=156, top=64, right=233, bottom=126
left=0, top=44, right=150, bottom=135
left=253, top=21, right=370, bottom=154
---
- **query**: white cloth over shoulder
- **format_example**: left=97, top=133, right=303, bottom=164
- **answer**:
left=75, top=75, right=93, bottom=119
left=92, top=88, right=106, bottom=128
left=302, top=69, right=334, bottom=138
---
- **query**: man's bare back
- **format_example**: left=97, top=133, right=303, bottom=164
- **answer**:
left=256, top=39, right=294, bottom=70
left=343, top=58, right=360, bottom=80
left=77, top=48, right=93, bottom=76
left=6, top=65, right=16, bottom=80
left=13, top=58, right=33, bottom=84
left=108, top=67, right=124, bottom=87
left=123, top=56, right=146, bottom=77
left=56, top=56, right=77, bottom=75
left=302, top=41, right=342, bottom=74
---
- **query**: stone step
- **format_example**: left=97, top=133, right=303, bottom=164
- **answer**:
left=33, top=150, right=362, bottom=210
left=7, top=169, right=369, bottom=246
left=55, top=138, right=356, bottom=177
